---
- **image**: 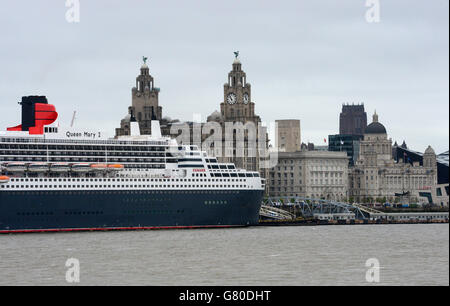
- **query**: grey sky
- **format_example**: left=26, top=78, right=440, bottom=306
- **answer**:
left=0, top=0, right=448, bottom=153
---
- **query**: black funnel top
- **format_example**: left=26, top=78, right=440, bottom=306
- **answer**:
left=20, top=96, right=48, bottom=131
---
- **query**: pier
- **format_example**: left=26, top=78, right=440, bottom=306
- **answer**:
left=259, top=196, right=449, bottom=226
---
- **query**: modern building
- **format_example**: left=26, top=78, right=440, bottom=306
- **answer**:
left=437, top=151, right=449, bottom=184
left=339, top=103, right=367, bottom=136
left=268, top=150, right=349, bottom=201
left=416, top=183, right=449, bottom=207
left=275, top=120, right=301, bottom=152
left=328, top=134, right=363, bottom=166
left=349, top=111, right=439, bottom=204
left=116, top=59, right=163, bottom=137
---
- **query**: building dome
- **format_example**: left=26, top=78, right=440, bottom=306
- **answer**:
left=365, top=122, right=387, bottom=134
left=207, top=110, right=223, bottom=122
left=365, top=110, right=387, bottom=134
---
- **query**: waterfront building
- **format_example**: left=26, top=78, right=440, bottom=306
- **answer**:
left=268, top=150, right=349, bottom=201
left=349, top=111, right=439, bottom=204
left=339, top=103, right=367, bottom=136
left=275, top=120, right=301, bottom=152
left=393, top=145, right=449, bottom=185
left=328, top=134, right=363, bottom=166
left=391, top=145, right=449, bottom=207
left=416, top=183, right=449, bottom=207
left=206, top=55, right=268, bottom=174
left=116, top=59, right=163, bottom=137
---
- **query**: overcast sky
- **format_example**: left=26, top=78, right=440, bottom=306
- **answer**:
left=0, top=0, right=448, bottom=153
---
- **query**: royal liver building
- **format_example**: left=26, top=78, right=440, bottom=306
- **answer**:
left=349, top=111, right=437, bottom=203
left=206, top=54, right=268, bottom=174
left=116, top=58, right=163, bottom=137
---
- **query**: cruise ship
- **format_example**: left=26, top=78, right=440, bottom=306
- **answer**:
left=0, top=96, right=265, bottom=233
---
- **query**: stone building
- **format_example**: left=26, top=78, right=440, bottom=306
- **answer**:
left=268, top=151, right=349, bottom=201
left=339, top=103, right=367, bottom=136
left=275, top=120, right=301, bottom=152
left=349, top=111, right=438, bottom=203
left=206, top=55, right=268, bottom=173
left=114, top=56, right=270, bottom=189
left=116, top=59, right=163, bottom=137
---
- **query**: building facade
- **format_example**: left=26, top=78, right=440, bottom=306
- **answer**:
left=116, top=60, right=163, bottom=137
left=207, top=55, right=268, bottom=174
left=268, top=151, right=349, bottom=201
left=393, top=145, right=449, bottom=185
left=276, top=120, right=301, bottom=152
left=328, top=134, right=363, bottom=166
left=339, top=104, right=367, bottom=136
left=349, top=111, right=438, bottom=203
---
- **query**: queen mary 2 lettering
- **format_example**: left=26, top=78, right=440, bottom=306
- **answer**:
left=65, top=131, right=101, bottom=139
left=0, top=96, right=265, bottom=233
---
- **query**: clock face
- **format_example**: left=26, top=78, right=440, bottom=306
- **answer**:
left=243, top=93, right=249, bottom=104
left=227, top=93, right=236, bottom=104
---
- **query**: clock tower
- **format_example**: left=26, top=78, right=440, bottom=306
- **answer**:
left=208, top=53, right=267, bottom=174
left=221, top=55, right=258, bottom=123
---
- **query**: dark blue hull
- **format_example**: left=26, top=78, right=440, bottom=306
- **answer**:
left=0, top=189, right=263, bottom=233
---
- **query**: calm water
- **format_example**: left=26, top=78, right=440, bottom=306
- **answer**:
left=0, top=224, right=448, bottom=286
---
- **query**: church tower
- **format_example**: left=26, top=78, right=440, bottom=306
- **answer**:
left=116, top=57, right=162, bottom=137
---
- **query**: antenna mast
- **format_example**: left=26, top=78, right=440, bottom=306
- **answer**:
left=70, top=111, right=77, bottom=128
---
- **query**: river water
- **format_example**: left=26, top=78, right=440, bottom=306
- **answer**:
left=0, top=224, right=448, bottom=286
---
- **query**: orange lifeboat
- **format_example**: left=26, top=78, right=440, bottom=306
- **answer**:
left=107, top=164, right=124, bottom=170
left=90, top=164, right=108, bottom=171
left=0, top=176, right=10, bottom=184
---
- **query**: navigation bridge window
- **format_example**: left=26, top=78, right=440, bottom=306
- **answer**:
left=44, top=127, right=58, bottom=133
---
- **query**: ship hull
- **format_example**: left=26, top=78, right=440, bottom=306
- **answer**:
left=0, top=189, right=263, bottom=233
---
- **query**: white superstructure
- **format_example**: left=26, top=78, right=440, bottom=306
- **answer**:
left=0, top=121, right=265, bottom=192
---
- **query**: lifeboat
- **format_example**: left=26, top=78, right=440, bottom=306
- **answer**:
left=90, top=164, right=108, bottom=171
left=5, top=162, right=27, bottom=172
left=71, top=163, right=92, bottom=172
left=50, top=163, right=71, bottom=172
left=107, top=164, right=124, bottom=171
left=0, top=176, right=10, bottom=184
left=28, top=162, right=49, bottom=172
